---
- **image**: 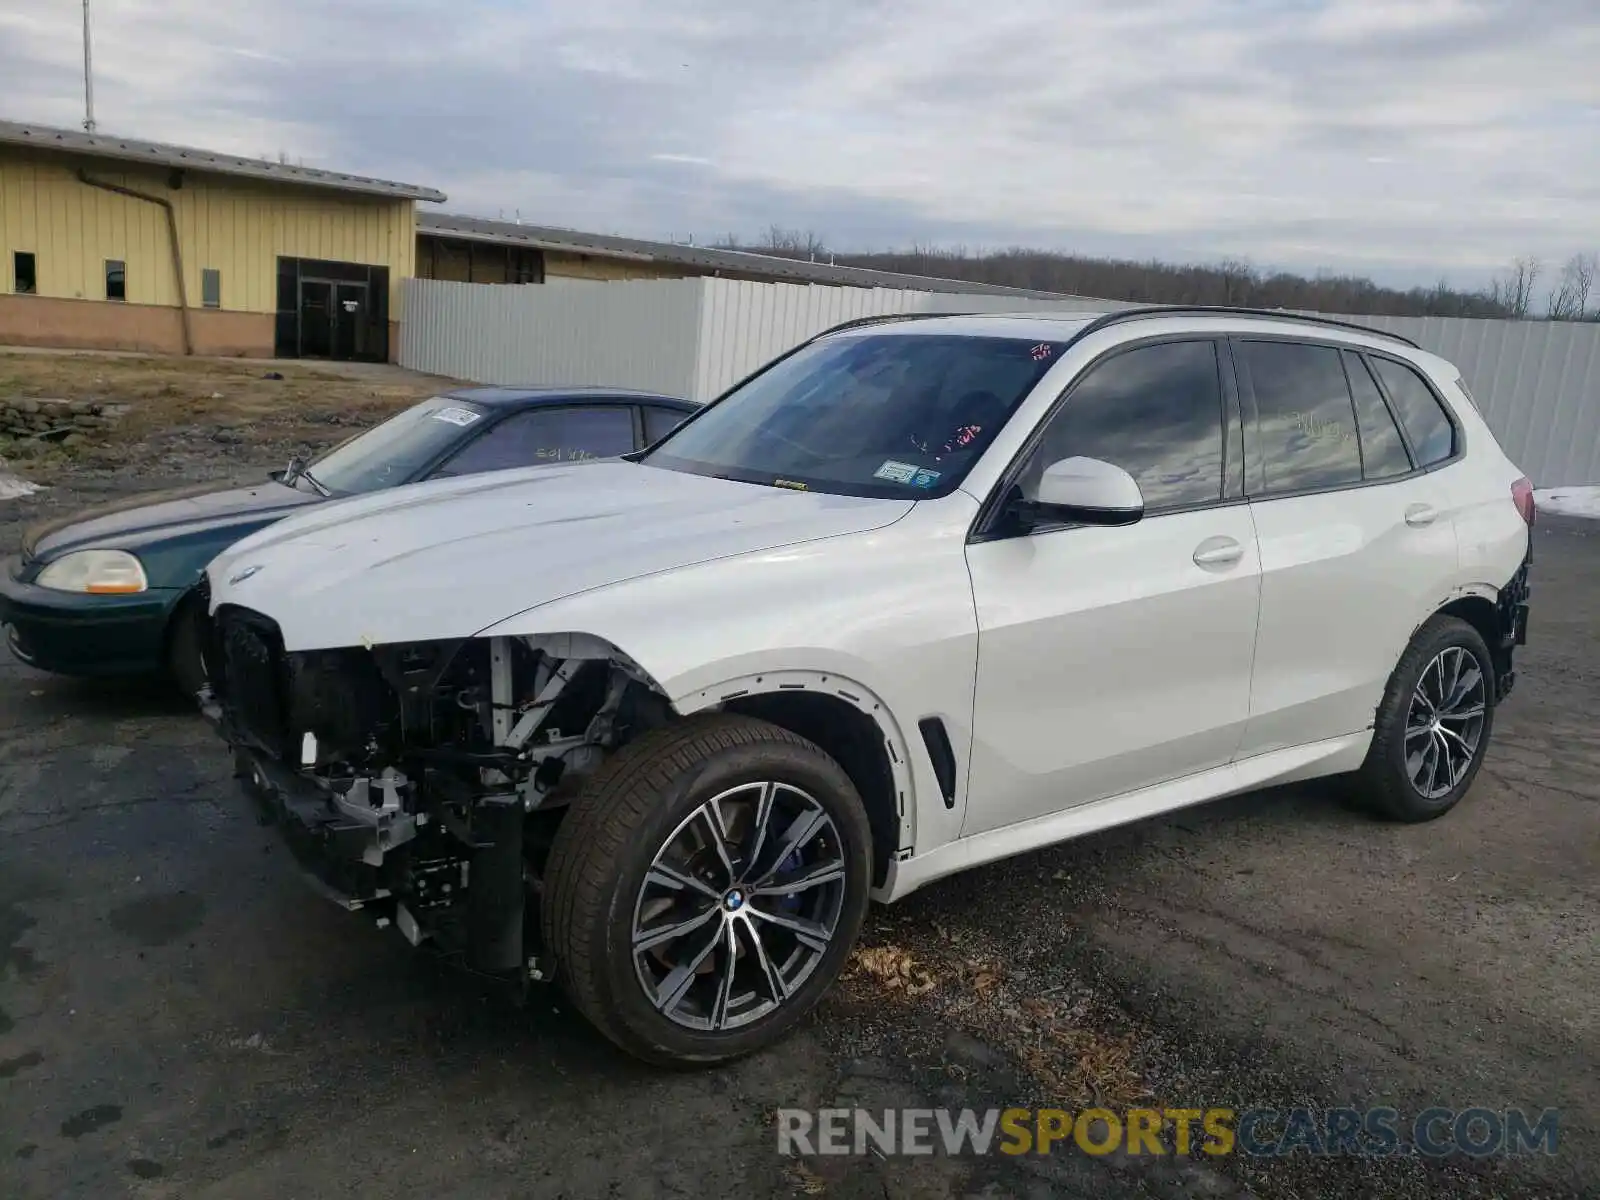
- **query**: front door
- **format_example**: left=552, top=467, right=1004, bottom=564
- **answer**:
left=298, top=280, right=334, bottom=358
left=962, top=338, right=1261, bottom=836
left=333, top=282, right=369, bottom=360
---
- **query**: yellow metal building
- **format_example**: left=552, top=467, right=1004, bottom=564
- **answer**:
left=0, top=119, right=444, bottom=360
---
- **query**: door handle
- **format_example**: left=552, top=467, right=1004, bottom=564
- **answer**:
left=1193, top=536, right=1245, bottom=568
left=1405, top=503, right=1438, bottom=528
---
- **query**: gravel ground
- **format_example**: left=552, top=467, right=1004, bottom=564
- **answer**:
left=0, top=438, right=1594, bottom=1199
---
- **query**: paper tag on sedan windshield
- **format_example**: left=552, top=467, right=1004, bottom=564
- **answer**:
left=430, top=406, right=482, bottom=427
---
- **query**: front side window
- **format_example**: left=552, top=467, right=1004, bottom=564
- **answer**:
left=1344, top=351, right=1412, bottom=480
left=1241, top=340, right=1362, bottom=495
left=1372, top=357, right=1456, bottom=467
left=434, top=407, right=634, bottom=477
left=1020, top=339, right=1226, bottom=512
left=305, top=396, right=489, bottom=495
left=643, top=332, right=1070, bottom=498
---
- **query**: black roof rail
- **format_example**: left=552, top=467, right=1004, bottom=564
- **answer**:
left=1070, top=305, right=1421, bottom=349
left=809, top=311, right=980, bottom=339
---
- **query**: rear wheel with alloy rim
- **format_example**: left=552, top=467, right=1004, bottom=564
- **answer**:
left=543, top=713, right=873, bottom=1065
left=1356, top=615, right=1496, bottom=822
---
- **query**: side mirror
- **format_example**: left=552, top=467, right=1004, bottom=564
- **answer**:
left=1021, top=456, right=1144, bottom=527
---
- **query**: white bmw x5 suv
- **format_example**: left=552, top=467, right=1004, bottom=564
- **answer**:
left=197, top=306, right=1534, bottom=1066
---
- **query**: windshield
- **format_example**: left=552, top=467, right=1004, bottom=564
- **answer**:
left=642, top=333, right=1065, bottom=498
left=305, top=396, right=488, bottom=495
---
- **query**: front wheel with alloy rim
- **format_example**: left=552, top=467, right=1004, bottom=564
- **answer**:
left=542, top=713, right=874, bottom=1066
left=1356, top=614, right=1496, bottom=822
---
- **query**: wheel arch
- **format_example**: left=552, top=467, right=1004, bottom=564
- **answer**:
left=674, top=670, right=917, bottom=890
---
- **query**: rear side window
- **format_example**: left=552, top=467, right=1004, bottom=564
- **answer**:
left=1024, top=339, right=1225, bottom=512
left=1372, top=358, right=1456, bottom=466
left=1241, top=341, right=1362, bottom=495
left=437, top=406, right=634, bottom=476
left=1343, top=352, right=1412, bottom=480
left=642, top=405, right=689, bottom=444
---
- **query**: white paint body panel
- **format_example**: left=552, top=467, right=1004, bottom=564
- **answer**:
left=206, top=312, right=1533, bottom=905
left=963, top=506, right=1262, bottom=835
left=1239, top=474, right=1458, bottom=758
left=207, top=461, right=915, bottom=652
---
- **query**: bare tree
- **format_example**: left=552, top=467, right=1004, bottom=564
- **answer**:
left=1546, top=252, right=1596, bottom=321
left=1488, top=257, right=1541, bottom=318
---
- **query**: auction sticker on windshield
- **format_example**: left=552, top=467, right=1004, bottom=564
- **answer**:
left=430, top=407, right=483, bottom=427
left=874, top=460, right=919, bottom=484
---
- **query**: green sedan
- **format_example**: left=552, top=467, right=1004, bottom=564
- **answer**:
left=1, top=386, right=696, bottom=693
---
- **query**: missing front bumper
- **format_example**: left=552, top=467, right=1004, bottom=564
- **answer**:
left=202, top=689, right=542, bottom=981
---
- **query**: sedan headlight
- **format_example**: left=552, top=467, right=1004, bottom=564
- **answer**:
left=35, top=549, right=149, bottom=594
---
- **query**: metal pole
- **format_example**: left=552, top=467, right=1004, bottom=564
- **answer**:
left=82, top=0, right=96, bottom=132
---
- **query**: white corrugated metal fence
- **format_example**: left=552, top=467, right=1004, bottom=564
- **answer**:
left=401, top=277, right=1600, bottom=486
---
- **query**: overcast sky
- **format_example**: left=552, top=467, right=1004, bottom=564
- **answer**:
left=3, top=0, right=1597, bottom=288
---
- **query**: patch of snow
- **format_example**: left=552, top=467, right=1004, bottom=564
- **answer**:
left=0, top=466, right=42, bottom=500
left=1535, top=485, right=1600, bottom=520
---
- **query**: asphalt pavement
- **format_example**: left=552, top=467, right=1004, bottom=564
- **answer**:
left=2, top=478, right=1595, bottom=1200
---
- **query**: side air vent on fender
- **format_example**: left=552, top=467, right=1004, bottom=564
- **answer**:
left=918, top=717, right=958, bottom=809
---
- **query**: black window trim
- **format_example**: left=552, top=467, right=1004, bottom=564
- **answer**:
left=1232, top=333, right=1467, bottom=507
left=968, top=333, right=1245, bottom=544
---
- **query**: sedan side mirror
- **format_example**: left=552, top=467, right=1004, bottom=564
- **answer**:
left=1021, top=456, right=1144, bottom=527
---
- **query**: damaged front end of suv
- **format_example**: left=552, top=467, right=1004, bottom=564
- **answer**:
left=195, top=575, right=674, bottom=985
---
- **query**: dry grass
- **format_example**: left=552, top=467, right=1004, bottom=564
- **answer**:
left=0, top=349, right=454, bottom=478
left=841, top=929, right=1153, bottom=1110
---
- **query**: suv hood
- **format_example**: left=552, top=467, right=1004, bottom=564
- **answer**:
left=207, top=460, right=914, bottom=651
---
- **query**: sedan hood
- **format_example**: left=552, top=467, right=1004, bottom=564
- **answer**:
left=24, top=478, right=318, bottom=561
left=207, top=460, right=914, bottom=651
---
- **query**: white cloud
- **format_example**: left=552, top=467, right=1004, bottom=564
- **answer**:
left=2, top=0, right=1597, bottom=282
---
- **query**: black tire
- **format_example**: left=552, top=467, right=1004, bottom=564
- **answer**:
left=1354, top=615, right=1496, bottom=823
left=542, top=712, right=873, bottom=1067
left=164, top=594, right=207, bottom=700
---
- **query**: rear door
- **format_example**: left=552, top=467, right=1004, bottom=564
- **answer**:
left=962, top=337, right=1262, bottom=835
left=1235, top=338, right=1459, bottom=759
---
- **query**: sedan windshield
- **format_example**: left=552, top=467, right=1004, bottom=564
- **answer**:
left=642, top=333, right=1064, bottom=498
left=305, top=396, right=488, bottom=495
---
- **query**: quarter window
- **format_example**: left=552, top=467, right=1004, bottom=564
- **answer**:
left=434, top=406, right=634, bottom=476
left=1241, top=341, right=1361, bottom=495
left=1023, top=339, right=1226, bottom=512
left=1344, top=351, right=1412, bottom=480
left=1372, top=357, right=1456, bottom=466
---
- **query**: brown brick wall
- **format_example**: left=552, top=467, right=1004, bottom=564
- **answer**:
left=0, top=294, right=274, bottom=357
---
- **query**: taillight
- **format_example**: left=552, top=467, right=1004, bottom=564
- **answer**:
left=1511, top=477, right=1536, bottom=526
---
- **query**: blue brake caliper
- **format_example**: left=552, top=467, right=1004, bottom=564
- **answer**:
left=775, top=848, right=804, bottom=913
